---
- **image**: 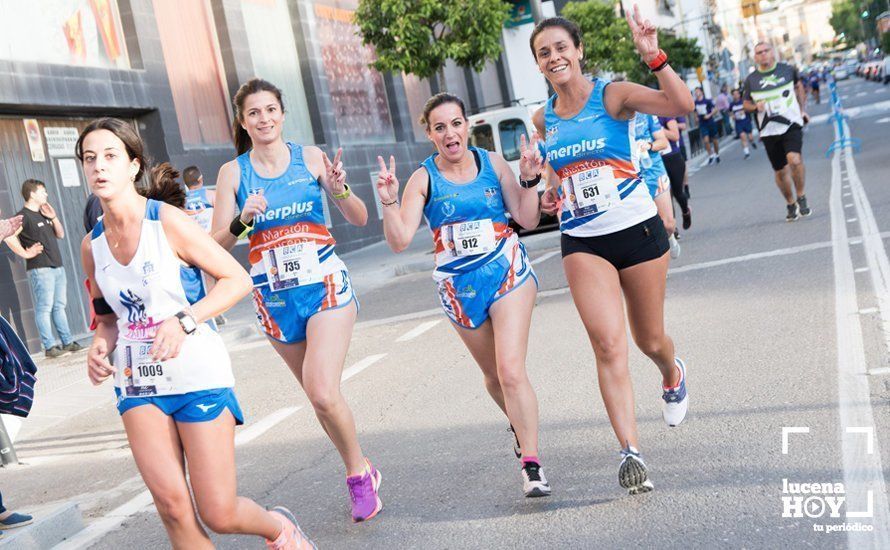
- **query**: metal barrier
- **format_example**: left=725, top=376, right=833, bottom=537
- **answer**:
left=0, top=416, right=19, bottom=466
left=825, top=78, right=861, bottom=157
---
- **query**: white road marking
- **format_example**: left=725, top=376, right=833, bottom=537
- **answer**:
left=877, top=117, right=890, bottom=124
left=844, top=118, right=890, bottom=356
left=829, top=122, right=890, bottom=548
left=856, top=91, right=868, bottom=97
left=531, top=249, right=561, bottom=265
left=848, top=218, right=859, bottom=222
left=869, top=367, right=890, bottom=376
left=396, top=320, right=442, bottom=342
left=859, top=307, right=879, bottom=314
left=845, top=203, right=854, bottom=207
left=55, top=405, right=303, bottom=549
left=341, top=353, right=387, bottom=381
left=855, top=267, right=870, bottom=273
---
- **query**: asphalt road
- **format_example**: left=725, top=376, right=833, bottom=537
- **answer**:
left=4, top=77, right=889, bottom=550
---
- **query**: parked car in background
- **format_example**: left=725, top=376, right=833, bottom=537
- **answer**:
left=468, top=104, right=558, bottom=232
left=833, top=65, right=850, bottom=80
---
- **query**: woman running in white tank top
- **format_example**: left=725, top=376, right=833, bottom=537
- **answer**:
left=78, top=118, right=315, bottom=549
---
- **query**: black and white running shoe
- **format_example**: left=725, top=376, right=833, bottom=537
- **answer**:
left=786, top=203, right=800, bottom=222
left=521, top=461, right=551, bottom=498
left=797, top=196, right=812, bottom=217
left=619, top=446, right=654, bottom=495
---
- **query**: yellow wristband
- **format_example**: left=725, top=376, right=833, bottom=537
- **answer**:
left=333, top=183, right=351, bottom=200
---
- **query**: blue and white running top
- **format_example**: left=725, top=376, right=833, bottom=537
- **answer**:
left=633, top=113, right=669, bottom=198
left=235, top=142, right=346, bottom=291
left=184, top=187, right=214, bottom=232
left=90, top=200, right=233, bottom=398
left=544, top=78, right=656, bottom=237
left=421, top=147, right=519, bottom=282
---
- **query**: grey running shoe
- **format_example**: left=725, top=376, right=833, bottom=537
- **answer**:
left=521, top=461, right=551, bottom=498
left=45, top=346, right=69, bottom=359
left=797, top=196, right=812, bottom=217
left=786, top=203, right=800, bottom=222
left=63, top=341, right=84, bottom=353
left=619, top=446, right=654, bottom=495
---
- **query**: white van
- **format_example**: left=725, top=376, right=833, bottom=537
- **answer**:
left=467, top=104, right=557, bottom=230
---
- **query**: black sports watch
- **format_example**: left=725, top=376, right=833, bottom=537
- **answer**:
left=175, top=310, right=198, bottom=335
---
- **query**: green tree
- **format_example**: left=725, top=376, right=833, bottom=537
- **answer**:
left=355, top=0, right=511, bottom=87
left=830, top=0, right=886, bottom=45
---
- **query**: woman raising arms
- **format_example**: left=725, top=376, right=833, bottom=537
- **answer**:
left=212, top=79, right=382, bottom=523
left=530, top=6, right=693, bottom=494
left=377, top=93, right=551, bottom=498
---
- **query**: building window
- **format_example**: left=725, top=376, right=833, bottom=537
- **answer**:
left=241, top=0, right=314, bottom=145
left=153, top=0, right=232, bottom=147
left=0, top=0, right=129, bottom=69
left=313, top=0, right=394, bottom=144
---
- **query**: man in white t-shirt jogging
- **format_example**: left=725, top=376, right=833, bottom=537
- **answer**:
left=742, top=41, right=811, bottom=222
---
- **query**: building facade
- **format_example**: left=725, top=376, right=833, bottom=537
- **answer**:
left=0, top=0, right=532, bottom=352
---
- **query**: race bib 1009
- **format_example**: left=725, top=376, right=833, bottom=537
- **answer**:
left=119, top=341, right=175, bottom=397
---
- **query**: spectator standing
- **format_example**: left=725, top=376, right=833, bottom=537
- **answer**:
left=3, top=180, right=83, bottom=358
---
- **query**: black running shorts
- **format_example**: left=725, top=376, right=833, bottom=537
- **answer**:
left=561, top=215, right=670, bottom=270
left=761, top=124, right=803, bottom=171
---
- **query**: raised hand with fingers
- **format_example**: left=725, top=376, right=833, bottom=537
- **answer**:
left=625, top=3, right=659, bottom=63
left=375, top=155, right=399, bottom=205
left=323, top=148, right=347, bottom=196
left=240, top=188, right=267, bottom=224
left=519, top=132, right=545, bottom=182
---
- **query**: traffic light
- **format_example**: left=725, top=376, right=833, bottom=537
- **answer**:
left=741, top=0, right=761, bottom=18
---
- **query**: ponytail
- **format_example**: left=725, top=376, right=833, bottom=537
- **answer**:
left=233, top=121, right=252, bottom=156
left=140, top=162, right=186, bottom=208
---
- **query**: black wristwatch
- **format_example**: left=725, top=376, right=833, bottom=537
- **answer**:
left=175, top=310, right=198, bottom=335
left=520, top=174, right=542, bottom=189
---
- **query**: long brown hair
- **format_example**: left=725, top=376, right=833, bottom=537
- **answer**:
left=232, top=78, right=286, bottom=156
left=141, top=163, right=186, bottom=208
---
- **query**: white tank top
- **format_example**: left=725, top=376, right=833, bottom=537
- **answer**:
left=90, top=199, right=234, bottom=397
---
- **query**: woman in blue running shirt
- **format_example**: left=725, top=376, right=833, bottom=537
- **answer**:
left=78, top=118, right=314, bottom=548
left=529, top=8, right=693, bottom=495
left=377, top=93, right=551, bottom=499
left=212, top=79, right=383, bottom=523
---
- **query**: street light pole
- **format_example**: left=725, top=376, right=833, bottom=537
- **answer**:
left=530, top=0, right=545, bottom=24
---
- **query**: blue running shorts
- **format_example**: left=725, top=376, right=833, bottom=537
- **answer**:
left=252, top=270, right=357, bottom=343
left=436, top=243, right=537, bottom=329
left=115, top=387, right=244, bottom=425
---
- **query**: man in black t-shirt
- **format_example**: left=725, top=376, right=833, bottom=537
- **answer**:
left=3, top=179, right=82, bottom=358
left=742, top=41, right=812, bottom=222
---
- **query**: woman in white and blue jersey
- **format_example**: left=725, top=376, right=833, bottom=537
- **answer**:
left=212, top=79, right=383, bottom=524
left=529, top=9, right=694, bottom=495
left=633, top=112, right=681, bottom=258
left=377, top=94, right=551, bottom=499
left=77, top=118, right=314, bottom=548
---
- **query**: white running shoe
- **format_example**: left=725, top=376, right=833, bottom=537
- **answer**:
left=618, top=446, right=654, bottom=495
left=521, top=461, right=552, bottom=498
left=668, top=234, right=681, bottom=259
left=661, top=357, right=689, bottom=427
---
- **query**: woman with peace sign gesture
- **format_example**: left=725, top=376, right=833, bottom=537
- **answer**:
left=211, top=79, right=382, bottom=524
left=529, top=7, right=694, bottom=496
left=378, top=93, right=551, bottom=499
